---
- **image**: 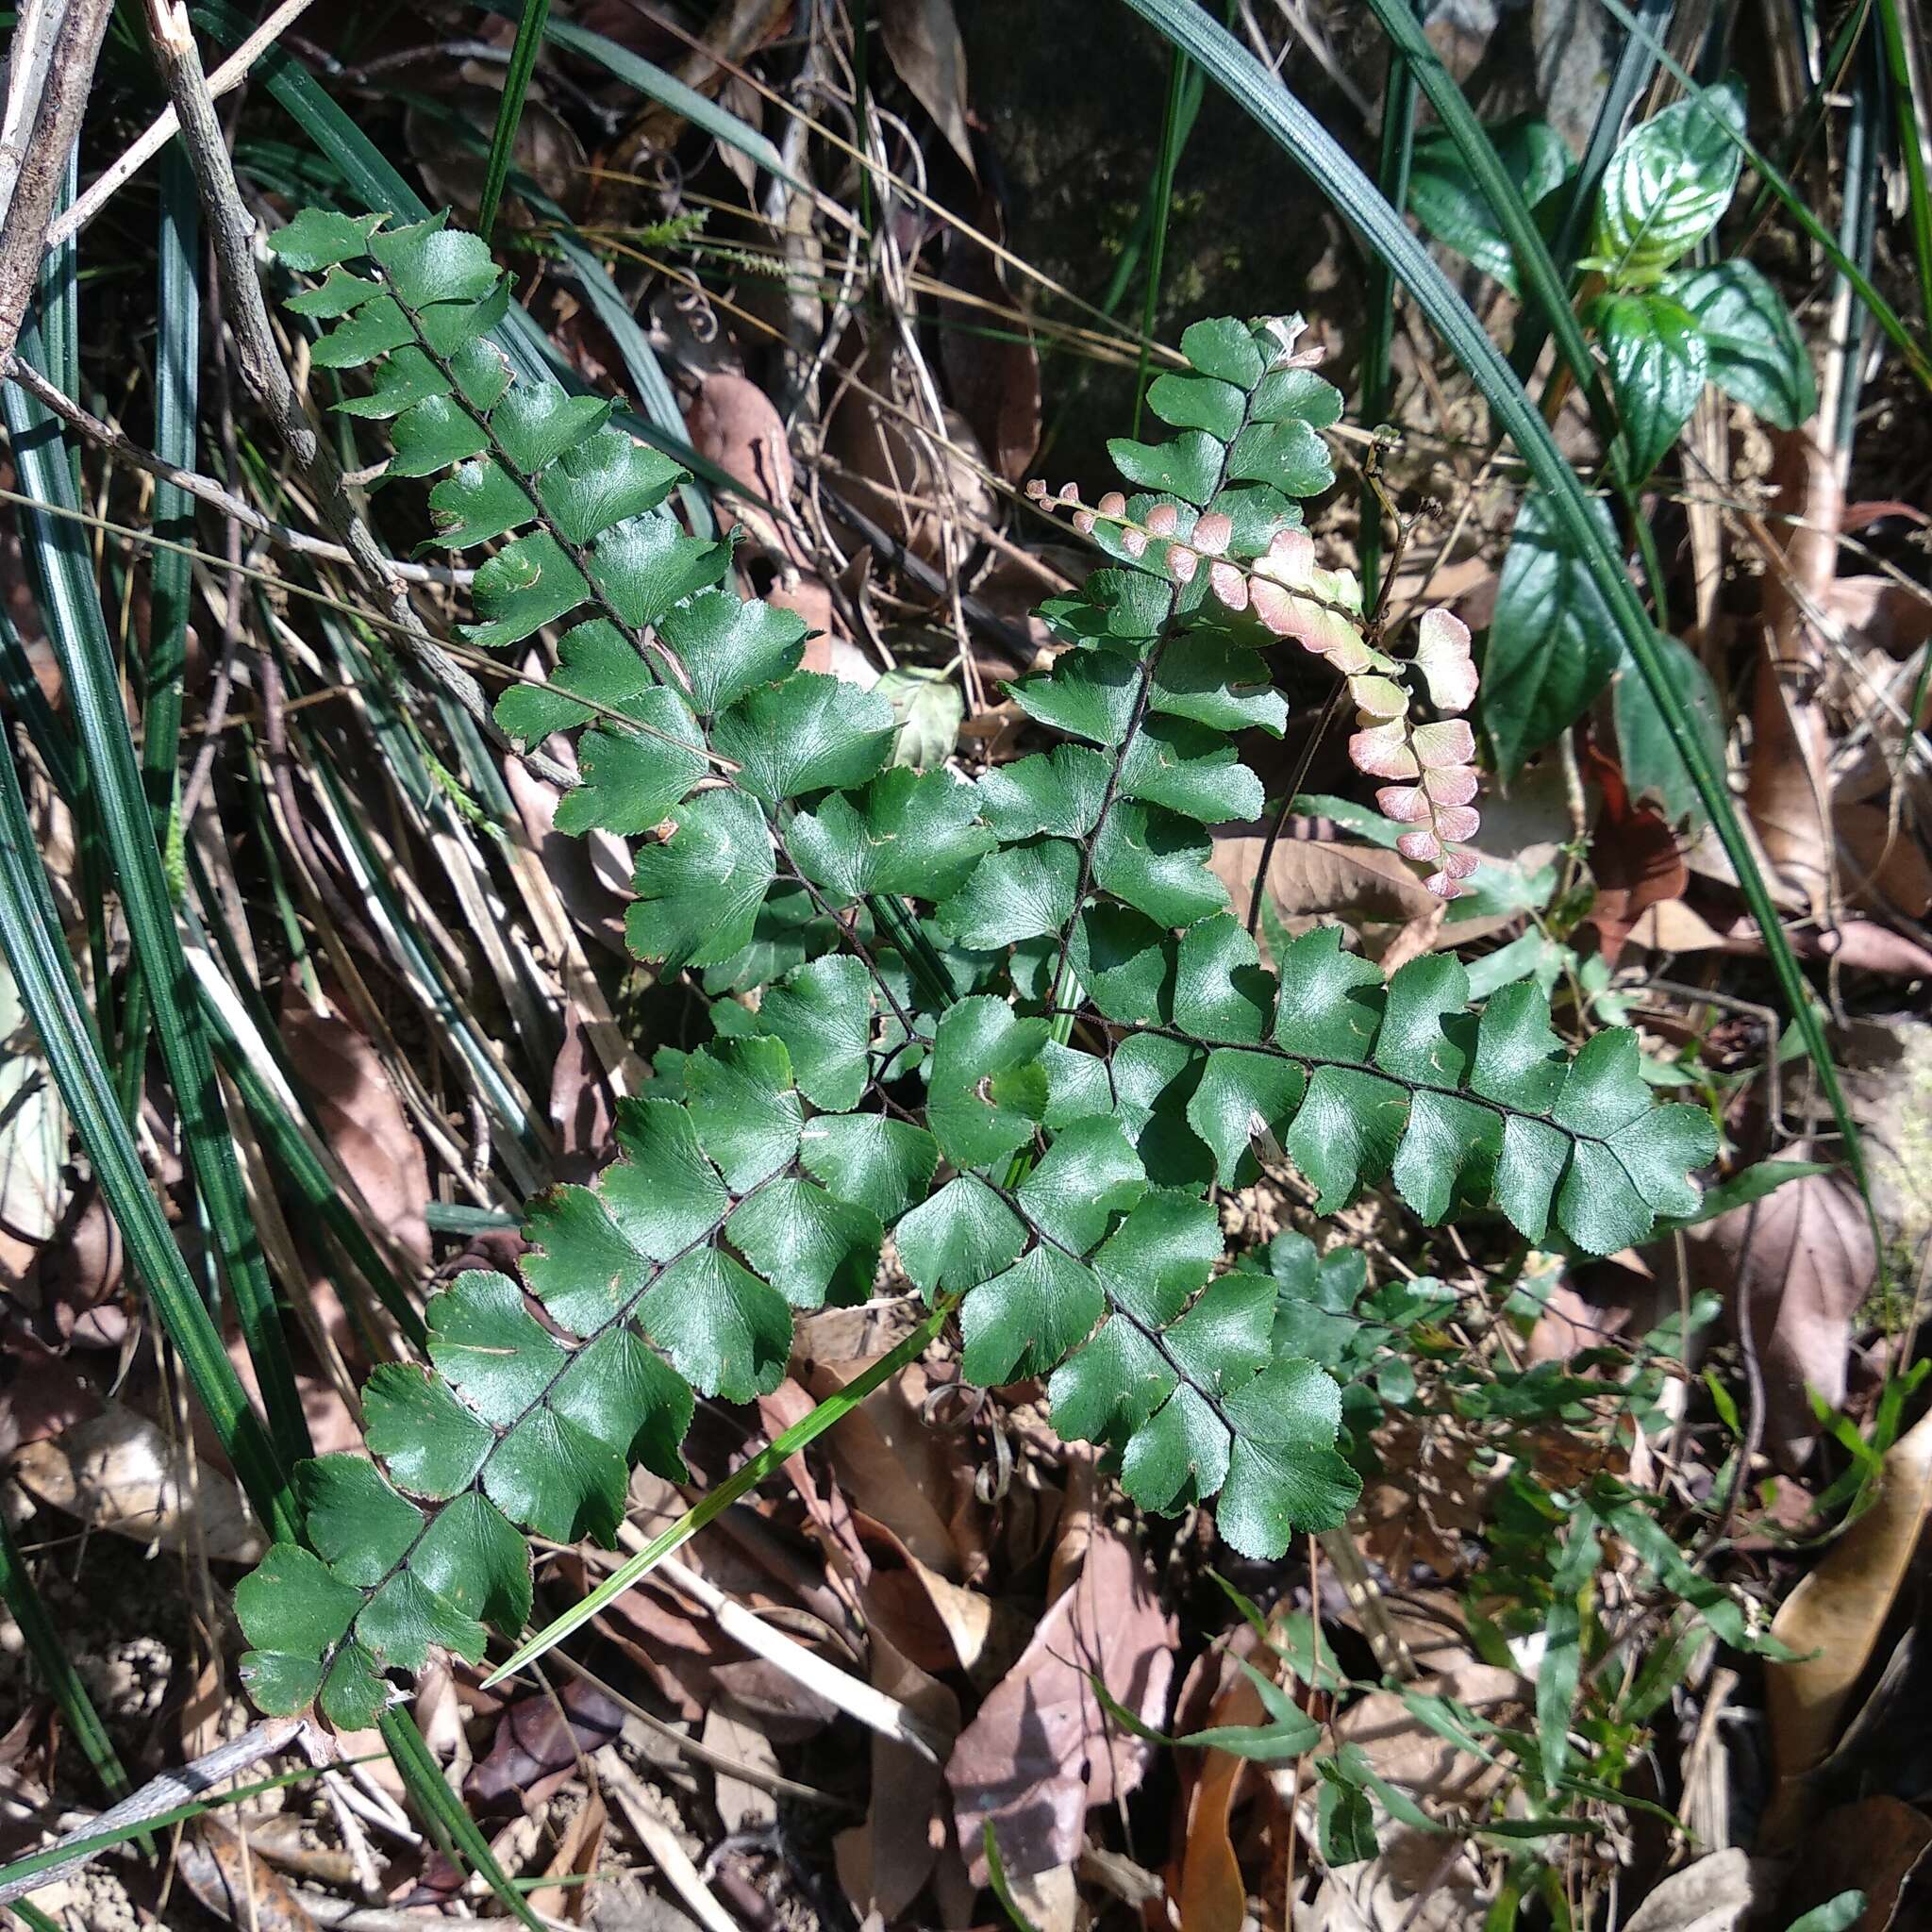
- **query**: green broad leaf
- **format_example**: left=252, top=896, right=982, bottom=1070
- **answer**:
left=959, top=1243, right=1106, bottom=1385
left=1392, top=1091, right=1500, bottom=1224
left=1274, top=925, right=1385, bottom=1064
left=640, top=1246, right=791, bottom=1401
left=1011, top=644, right=1141, bottom=747
left=710, top=671, right=896, bottom=803
left=1016, top=1116, right=1147, bottom=1254
left=524, top=1098, right=728, bottom=1330
left=1668, top=260, right=1816, bottom=430
left=318, top=1643, right=390, bottom=1732
left=310, top=296, right=412, bottom=368
left=1071, top=904, right=1175, bottom=1023
left=1481, top=488, right=1622, bottom=781
left=894, top=1175, right=1027, bottom=1297
left=1186, top=1048, right=1305, bottom=1186
left=1108, top=430, right=1224, bottom=506
left=555, top=691, right=708, bottom=837
left=493, top=620, right=655, bottom=744
left=1653, top=1157, right=1830, bottom=1234
left=1093, top=1189, right=1224, bottom=1328
left=382, top=391, right=491, bottom=478
left=658, top=588, right=808, bottom=715
left=1216, top=1359, right=1359, bottom=1556
left=1178, top=1657, right=1324, bottom=1758
left=357, top=1568, right=488, bottom=1673
left=727, top=1177, right=882, bottom=1307
left=239, top=1650, right=325, bottom=1717
left=877, top=665, right=965, bottom=769
left=1408, top=115, right=1574, bottom=293
left=1175, top=913, right=1275, bottom=1043
left=977, top=744, right=1112, bottom=841
left=538, top=428, right=685, bottom=544
left=1284, top=1066, right=1407, bottom=1210
left=758, top=955, right=874, bottom=1111
left=927, top=996, right=1050, bottom=1169
left=1150, top=636, right=1289, bottom=736
left=1472, top=980, right=1569, bottom=1113
left=1251, top=366, right=1342, bottom=428
left=938, top=840, right=1081, bottom=950
left=429, top=458, right=532, bottom=549
left=289, top=265, right=381, bottom=318
left=1180, top=316, right=1265, bottom=387
left=1146, top=371, right=1245, bottom=440
left=427, top=1272, right=565, bottom=1425
left=299, top=1454, right=423, bottom=1584
left=1315, top=1760, right=1380, bottom=1864
left=334, top=344, right=444, bottom=416
left=1121, top=718, right=1265, bottom=823
left=1538, top=1500, right=1600, bottom=1790
left=1093, top=802, right=1225, bottom=926
left=1110, top=1033, right=1214, bottom=1188
left=551, top=1325, right=692, bottom=1480
left=798, top=1113, right=939, bottom=1222
left=1124, top=1385, right=1230, bottom=1512
left=1611, top=629, right=1725, bottom=830
left=1164, top=1273, right=1274, bottom=1394
left=1375, top=954, right=1474, bottom=1086
left=491, top=380, right=612, bottom=474
left=235, top=1543, right=361, bottom=1660
left=587, top=512, right=732, bottom=627
left=369, top=215, right=501, bottom=308
left=1224, top=418, right=1332, bottom=497
left=415, top=275, right=510, bottom=358
left=625, top=787, right=776, bottom=972
left=1041, top=1040, right=1115, bottom=1128
left=1596, top=291, right=1707, bottom=480
left=466, top=531, right=592, bottom=648
left=269, top=206, right=384, bottom=270
left=790, top=766, right=994, bottom=905
left=411, top=1491, right=533, bottom=1636
left=1049, top=1314, right=1175, bottom=1448
left=362, top=1363, right=493, bottom=1499
left=684, top=1034, right=802, bottom=1191
left=1591, top=79, right=1746, bottom=287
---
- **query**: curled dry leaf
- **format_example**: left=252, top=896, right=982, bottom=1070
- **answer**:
left=946, top=1522, right=1175, bottom=1887
left=1620, top=1848, right=1762, bottom=1932
left=12, top=1403, right=265, bottom=1562
left=879, top=0, right=977, bottom=176
left=1686, top=1148, right=1875, bottom=1464
left=1764, top=1407, right=1932, bottom=1801
left=684, top=369, right=802, bottom=563
left=174, top=1823, right=320, bottom=1932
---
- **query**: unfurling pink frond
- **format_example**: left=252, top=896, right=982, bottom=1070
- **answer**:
left=1146, top=502, right=1179, bottom=537
left=1349, top=721, right=1419, bottom=780
left=1208, top=560, right=1248, bottom=611
left=1192, top=511, right=1233, bottom=556
left=1165, top=544, right=1199, bottom=584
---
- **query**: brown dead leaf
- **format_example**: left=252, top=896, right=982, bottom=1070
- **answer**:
left=1211, top=828, right=1440, bottom=938
left=1175, top=1647, right=1262, bottom=1932
left=174, top=1823, right=318, bottom=1932
left=1621, top=1849, right=1763, bottom=1932
left=1687, top=1149, right=1875, bottom=1465
left=468, top=1680, right=624, bottom=1814
left=280, top=995, right=430, bottom=1278
left=879, top=0, right=976, bottom=176
left=1764, top=1408, right=1932, bottom=1804
left=527, top=1785, right=607, bottom=1924
left=1834, top=799, right=1932, bottom=922
left=1585, top=744, right=1689, bottom=964
left=946, top=1521, right=1175, bottom=1887
left=13, top=1403, right=264, bottom=1561
left=1779, top=1797, right=1932, bottom=1932
left=684, top=371, right=800, bottom=562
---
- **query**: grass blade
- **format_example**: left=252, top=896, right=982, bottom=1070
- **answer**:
left=0, top=1510, right=134, bottom=1807
left=475, top=0, right=550, bottom=241
left=1117, top=0, right=1872, bottom=1206
left=3, top=338, right=314, bottom=1480
left=1876, top=0, right=1932, bottom=337
left=1131, top=42, right=1191, bottom=436
left=485, top=1291, right=961, bottom=1686
left=0, top=708, right=298, bottom=1542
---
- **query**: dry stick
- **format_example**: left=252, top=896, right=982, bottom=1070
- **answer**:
left=0, top=0, right=116, bottom=362
left=0, top=1717, right=307, bottom=1907
left=0, top=353, right=469, bottom=586
left=44, top=0, right=317, bottom=256
left=142, top=0, right=571, bottom=790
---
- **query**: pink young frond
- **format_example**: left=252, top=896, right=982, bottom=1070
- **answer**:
left=1397, top=827, right=1442, bottom=863
left=1146, top=502, right=1180, bottom=537
left=1097, top=491, right=1126, bottom=519
left=1411, top=719, right=1476, bottom=770
left=1411, top=608, right=1479, bottom=714
left=1208, top=560, right=1249, bottom=611
left=1349, top=721, right=1420, bottom=780
left=1165, top=544, right=1199, bottom=584
left=1192, top=511, right=1234, bottom=556
left=1375, top=786, right=1430, bottom=824
left=1423, top=764, right=1479, bottom=807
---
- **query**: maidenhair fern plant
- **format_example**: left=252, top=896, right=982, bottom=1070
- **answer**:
left=234, top=208, right=1718, bottom=1731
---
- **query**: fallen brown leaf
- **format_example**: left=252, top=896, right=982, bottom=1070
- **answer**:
left=946, top=1520, right=1175, bottom=1887
left=879, top=0, right=977, bottom=176
left=1687, top=1149, right=1875, bottom=1464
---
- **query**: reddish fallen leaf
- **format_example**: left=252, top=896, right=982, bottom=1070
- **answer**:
left=684, top=369, right=801, bottom=563
left=173, top=1823, right=318, bottom=1932
left=946, top=1521, right=1175, bottom=1887
left=1584, top=741, right=1688, bottom=965
left=467, top=1679, right=623, bottom=1813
